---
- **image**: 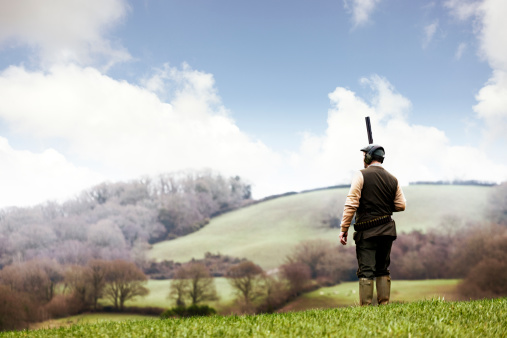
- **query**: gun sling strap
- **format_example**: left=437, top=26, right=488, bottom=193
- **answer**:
left=354, top=215, right=392, bottom=232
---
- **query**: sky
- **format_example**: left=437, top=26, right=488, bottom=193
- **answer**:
left=0, top=0, right=506, bottom=208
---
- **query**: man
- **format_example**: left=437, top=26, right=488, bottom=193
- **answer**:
left=339, top=144, right=406, bottom=306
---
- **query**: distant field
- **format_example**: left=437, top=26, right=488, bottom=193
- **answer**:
left=124, top=278, right=237, bottom=312
left=12, top=298, right=506, bottom=337
left=149, top=185, right=491, bottom=270
left=127, top=279, right=460, bottom=314
left=280, top=279, right=461, bottom=312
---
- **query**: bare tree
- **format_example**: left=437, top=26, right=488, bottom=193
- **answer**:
left=0, top=260, right=57, bottom=303
left=315, top=246, right=356, bottom=284
left=178, top=263, right=218, bottom=306
left=37, top=259, right=64, bottom=302
left=453, top=223, right=507, bottom=298
left=280, top=262, right=311, bottom=297
left=59, top=259, right=106, bottom=310
left=0, top=285, right=34, bottom=331
left=103, top=260, right=149, bottom=311
left=64, top=265, right=90, bottom=308
left=227, top=261, right=264, bottom=305
left=257, top=275, right=288, bottom=313
left=458, top=258, right=507, bottom=299
left=0, top=263, right=22, bottom=291
left=286, top=239, right=335, bottom=279
left=169, top=267, right=190, bottom=307
left=88, top=260, right=108, bottom=310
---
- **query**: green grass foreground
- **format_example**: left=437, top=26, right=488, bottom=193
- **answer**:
left=4, top=298, right=506, bottom=337
left=29, top=314, right=157, bottom=330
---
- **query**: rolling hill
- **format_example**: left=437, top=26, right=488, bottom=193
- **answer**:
left=148, top=185, right=491, bottom=270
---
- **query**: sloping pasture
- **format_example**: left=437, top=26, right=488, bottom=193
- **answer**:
left=149, top=185, right=490, bottom=270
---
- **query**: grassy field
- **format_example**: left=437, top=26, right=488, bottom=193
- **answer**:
left=124, top=278, right=237, bottom=312
left=150, top=189, right=343, bottom=270
left=102, top=279, right=461, bottom=315
left=25, top=279, right=463, bottom=332
left=30, top=313, right=157, bottom=330
left=149, top=185, right=491, bottom=270
left=127, top=278, right=461, bottom=312
left=280, top=279, right=461, bottom=312
left=6, top=298, right=506, bottom=337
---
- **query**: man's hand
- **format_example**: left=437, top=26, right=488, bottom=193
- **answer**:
left=339, top=231, right=348, bottom=245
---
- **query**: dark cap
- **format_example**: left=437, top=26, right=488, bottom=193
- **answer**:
left=360, top=144, right=385, bottom=157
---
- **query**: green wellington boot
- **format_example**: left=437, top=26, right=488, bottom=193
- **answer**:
left=359, top=278, right=374, bottom=306
left=376, top=275, right=391, bottom=305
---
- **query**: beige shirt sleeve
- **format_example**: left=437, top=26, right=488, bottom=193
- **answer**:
left=394, top=184, right=406, bottom=211
left=340, top=171, right=363, bottom=233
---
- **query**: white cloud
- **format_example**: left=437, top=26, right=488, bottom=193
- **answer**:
left=423, top=21, right=439, bottom=48
left=344, top=0, right=382, bottom=27
left=446, top=0, right=507, bottom=145
left=477, top=0, right=507, bottom=71
left=447, top=0, right=507, bottom=70
left=445, top=0, right=480, bottom=21
left=0, top=63, right=282, bottom=204
left=360, top=75, right=411, bottom=120
left=455, top=42, right=467, bottom=59
left=473, top=69, right=507, bottom=140
left=285, top=75, right=507, bottom=190
left=0, top=65, right=505, bottom=208
left=0, top=137, right=103, bottom=207
left=0, top=0, right=131, bottom=68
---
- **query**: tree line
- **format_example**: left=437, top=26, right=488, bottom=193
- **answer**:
left=0, top=245, right=350, bottom=330
left=144, top=252, right=249, bottom=279
left=391, top=182, right=507, bottom=298
left=0, top=259, right=148, bottom=331
left=0, top=170, right=252, bottom=268
left=0, top=238, right=358, bottom=330
left=1, top=218, right=506, bottom=330
left=162, top=240, right=357, bottom=315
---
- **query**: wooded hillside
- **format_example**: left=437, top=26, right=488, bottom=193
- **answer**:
left=149, top=184, right=494, bottom=269
left=0, top=171, right=252, bottom=268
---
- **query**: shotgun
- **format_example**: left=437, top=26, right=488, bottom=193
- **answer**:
left=365, top=116, right=373, bottom=144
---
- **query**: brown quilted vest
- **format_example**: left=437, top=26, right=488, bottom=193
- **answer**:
left=356, top=165, right=398, bottom=224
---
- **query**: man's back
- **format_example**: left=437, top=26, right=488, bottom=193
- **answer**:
left=356, top=165, right=399, bottom=224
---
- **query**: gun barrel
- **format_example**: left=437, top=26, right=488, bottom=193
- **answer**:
left=365, top=116, right=373, bottom=144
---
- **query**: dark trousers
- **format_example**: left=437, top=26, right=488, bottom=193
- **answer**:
left=355, top=236, right=394, bottom=279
